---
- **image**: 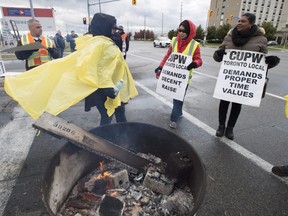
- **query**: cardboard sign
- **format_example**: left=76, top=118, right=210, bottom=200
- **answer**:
left=213, top=49, right=268, bottom=107
left=0, top=42, right=45, bottom=53
left=156, top=53, right=192, bottom=101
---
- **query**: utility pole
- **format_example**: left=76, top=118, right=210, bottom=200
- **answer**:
left=29, top=0, right=35, bottom=18
left=161, top=13, right=163, bottom=36
left=180, top=2, right=183, bottom=23
left=87, top=0, right=120, bottom=20
left=98, top=0, right=102, bottom=12
left=144, top=15, right=146, bottom=41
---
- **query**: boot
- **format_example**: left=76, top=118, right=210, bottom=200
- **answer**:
left=215, top=125, right=225, bottom=137
left=225, top=127, right=234, bottom=140
left=272, top=165, right=288, bottom=177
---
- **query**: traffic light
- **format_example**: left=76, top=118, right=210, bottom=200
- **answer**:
left=83, top=17, right=87, bottom=25
left=230, top=15, right=233, bottom=21
left=132, top=0, right=136, bottom=5
left=208, top=9, right=213, bottom=17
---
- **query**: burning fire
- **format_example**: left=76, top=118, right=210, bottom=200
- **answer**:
left=97, top=161, right=111, bottom=180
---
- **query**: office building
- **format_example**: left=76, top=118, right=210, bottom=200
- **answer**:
left=208, top=0, right=288, bottom=31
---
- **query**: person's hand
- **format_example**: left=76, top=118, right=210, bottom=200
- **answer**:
left=265, top=55, right=280, bottom=69
left=155, top=66, right=162, bottom=79
left=187, top=62, right=197, bottom=71
left=215, top=48, right=227, bottom=57
left=47, top=48, right=54, bottom=53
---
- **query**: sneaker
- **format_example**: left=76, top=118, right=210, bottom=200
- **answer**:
left=215, top=125, right=225, bottom=137
left=169, top=121, right=177, bottom=129
left=179, top=114, right=183, bottom=118
left=272, top=165, right=288, bottom=177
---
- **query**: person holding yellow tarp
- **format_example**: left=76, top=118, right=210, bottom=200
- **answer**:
left=271, top=95, right=288, bottom=177
left=4, top=13, right=138, bottom=123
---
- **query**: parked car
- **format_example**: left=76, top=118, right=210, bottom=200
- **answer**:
left=267, top=41, right=278, bottom=46
left=153, top=37, right=171, bottom=48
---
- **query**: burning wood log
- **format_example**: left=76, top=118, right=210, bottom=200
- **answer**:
left=33, top=112, right=155, bottom=172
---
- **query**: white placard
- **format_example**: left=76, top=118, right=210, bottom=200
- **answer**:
left=156, top=53, right=192, bottom=101
left=213, top=49, right=268, bottom=107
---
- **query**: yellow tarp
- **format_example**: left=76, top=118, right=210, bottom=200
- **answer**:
left=285, top=95, right=288, bottom=118
left=4, top=35, right=138, bottom=119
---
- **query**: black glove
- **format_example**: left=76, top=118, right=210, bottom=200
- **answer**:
left=48, top=47, right=60, bottom=59
left=155, top=66, right=162, bottom=79
left=187, top=62, right=197, bottom=70
left=265, top=55, right=280, bottom=69
left=47, top=48, right=54, bottom=53
left=154, top=66, right=162, bottom=73
left=215, top=48, right=227, bottom=57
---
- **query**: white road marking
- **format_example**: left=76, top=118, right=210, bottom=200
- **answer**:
left=0, top=106, right=37, bottom=216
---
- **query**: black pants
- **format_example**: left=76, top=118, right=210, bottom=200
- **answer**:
left=218, top=100, right=242, bottom=128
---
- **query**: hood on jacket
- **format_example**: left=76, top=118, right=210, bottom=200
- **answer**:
left=90, top=13, right=117, bottom=38
left=176, top=19, right=197, bottom=53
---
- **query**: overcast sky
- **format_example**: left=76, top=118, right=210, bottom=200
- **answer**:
left=1, top=0, right=211, bottom=36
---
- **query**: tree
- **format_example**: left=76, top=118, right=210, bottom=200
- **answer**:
left=216, top=23, right=231, bottom=40
left=133, top=29, right=155, bottom=40
left=196, top=25, right=205, bottom=40
left=168, top=29, right=177, bottom=40
left=261, top=21, right=277, bottom=41
left=206, top=26, right=217, bottom=40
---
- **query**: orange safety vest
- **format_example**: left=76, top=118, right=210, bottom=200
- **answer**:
left=121, top=33, right=128, bottom=55
left=21, top=33, right=54, bottom=68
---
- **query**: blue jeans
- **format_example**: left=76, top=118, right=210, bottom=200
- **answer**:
left=170, top=99, right=184, bottom=122
left=114, top=103, right=127, bottom=123
left=170, top=85, right=188, bottom=122
left=95, top=101, right=113, bottom=126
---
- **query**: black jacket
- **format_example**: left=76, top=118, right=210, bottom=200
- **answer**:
left=84, top=13, right=118, bottom=112
left=15, top=38, right=59, bottom=71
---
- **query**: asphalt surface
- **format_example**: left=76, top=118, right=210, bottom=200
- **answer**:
left=1, top=42, right=288, bottom=216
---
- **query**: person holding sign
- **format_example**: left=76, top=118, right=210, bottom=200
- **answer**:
left=154, top=20, right=202, bottom=129
left=213, top=13, right=280, bottom=140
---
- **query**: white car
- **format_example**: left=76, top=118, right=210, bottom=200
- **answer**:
left=153, top=37, right=171, bottom=48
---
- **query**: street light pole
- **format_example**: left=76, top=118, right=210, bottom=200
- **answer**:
left=29, top=0, right=35, bottom=18
left=87, top=0, right=120, bottom=17
left=161, top=13, right=163, bottom=36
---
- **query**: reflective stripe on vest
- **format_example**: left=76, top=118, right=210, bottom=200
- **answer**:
left=21, top=33, right=53, bottom=67
left=171, top=37, right=199, bottom=83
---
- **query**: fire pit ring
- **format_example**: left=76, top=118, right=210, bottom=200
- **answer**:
left=42, top=122, right=207, bottom=215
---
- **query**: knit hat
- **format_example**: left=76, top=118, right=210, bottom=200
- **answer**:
left=179, top=20, right=190, bottom=36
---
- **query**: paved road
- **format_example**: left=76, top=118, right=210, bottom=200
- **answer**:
left=0, top=41, right=288, bottom=215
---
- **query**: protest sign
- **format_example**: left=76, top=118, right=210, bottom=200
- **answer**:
left=156, top=53, right=192, bottom=101
left=213, top=49, right=268, bottom=107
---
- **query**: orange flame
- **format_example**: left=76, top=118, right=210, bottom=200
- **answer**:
left=97, top=161, right=111, bottom=180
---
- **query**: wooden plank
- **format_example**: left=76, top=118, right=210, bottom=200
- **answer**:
left=33, top=112, right=154, bottom=171
left=0, top=42, right=45, bottom=53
